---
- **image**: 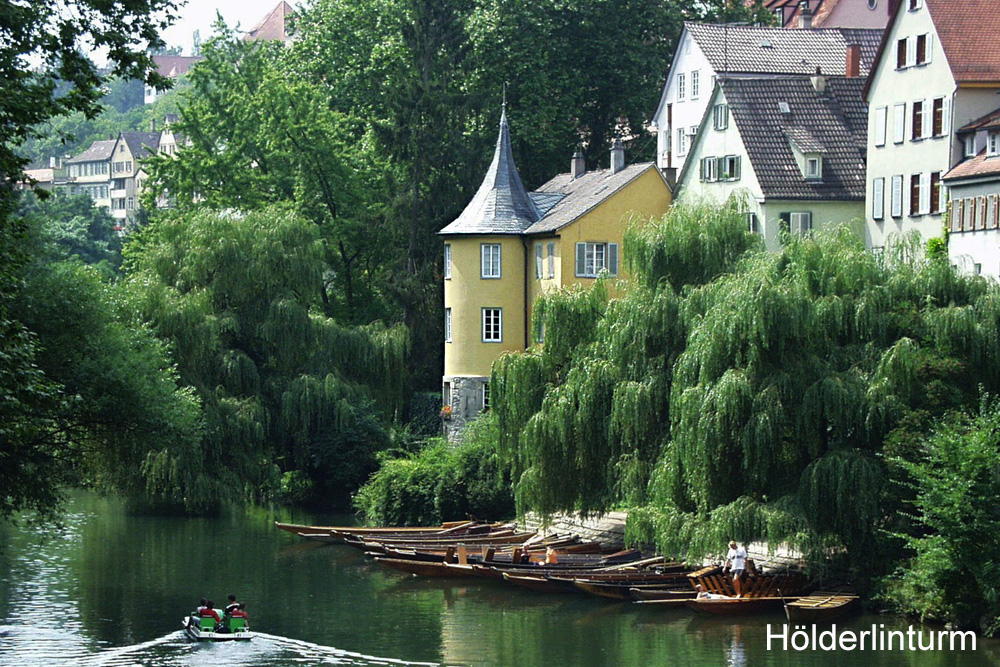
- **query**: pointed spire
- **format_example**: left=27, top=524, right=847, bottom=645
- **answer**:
left=439, top=102, right=541, bottom=235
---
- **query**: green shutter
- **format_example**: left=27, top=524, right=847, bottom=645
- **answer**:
left=608, top=243, right=619, bottom=277
left=576, top=242, right=586, bottom=277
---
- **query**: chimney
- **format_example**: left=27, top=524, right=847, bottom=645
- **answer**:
left=610, top=139, right=625, bottom=174
left=846, top=44, right=861, bottom=78
left=798, top=1, right=813, bottom=29
left=811, top=66, right=826, bottom=93
left=571, top=148, right=586, bottom=179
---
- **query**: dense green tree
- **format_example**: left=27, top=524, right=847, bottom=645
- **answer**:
left=121, top=206, right=409, bottom=510
left=492, top=202, right=993, bottom=581
left=884, top=396, right=1000, bottom=634
left=1, top=0, right=176, bottom=522
left=17, top=190, right=122, bottom=274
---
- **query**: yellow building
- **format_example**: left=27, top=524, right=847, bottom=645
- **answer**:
left=439, top=109, right=672, bottom=435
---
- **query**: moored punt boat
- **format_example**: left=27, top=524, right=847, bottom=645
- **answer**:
left=630, top=587, right=701, bottom=602
left=374, top=557, right=470, bottom=578
left=784, top=593, right=859, bottom=623
left=687, top=565, right=810, bottom=599
left=684, top=596, right=790, bottom=616
left=570, top=579, right=694, bottom=601
left=275, top=519, right=474, bottom=537
left=501, top=572, right=577, bottom=594
left=355, top=530, right=538, bottom=553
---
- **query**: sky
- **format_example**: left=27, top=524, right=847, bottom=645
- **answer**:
left=159, top=0, right=288, bottom=55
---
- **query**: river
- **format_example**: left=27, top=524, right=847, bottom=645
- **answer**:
left=0, top=493, right=995, bottom=666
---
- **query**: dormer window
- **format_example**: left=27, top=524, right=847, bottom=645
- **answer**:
left=989, top=132, right=1000, bottom=157
left=964, top=134, right=977, bottom=158
left=805, top=156, right=823, bottom=179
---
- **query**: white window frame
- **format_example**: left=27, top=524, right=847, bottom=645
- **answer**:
left=480, top=243, right=501, bottom=279
left=677, top=73, right=686, bottom=101
left=482, top=308, right=502, bottom=343
left=676, top=128, right=687, bottom=156
left=909, top=0, right=922, bottom=10
left=964, top=134, right=977, bottom=157
left=791, top=211, right=812, bottom=235
left=691, top=70, right=700, bottom=100
left=873, top=178, right=885, bottom=220
left=874, top=106, right=887, bottom=147
left=535, top=242, right=544, bottom=279
left=720, top=155, right=740, bottom=181
left=445, top=308, right=452, bottom=342
left=713, top=104, right=729, bottom=130
left=443, top=243, right=452, bottom=279
left=989, top=132, right=1000, bottom=157
left=806, top=157, right=822, bottom=179
left=482, top=381, right=490, bottom=412
left=890, top=175, right=903, bottom=217
left=893, top=104, right=906, bottom=144
left=546, top=241, right=555, bottom=279
left=701, top=156, right=717, bottom=182
left=575, top=242, right=619, bottom=278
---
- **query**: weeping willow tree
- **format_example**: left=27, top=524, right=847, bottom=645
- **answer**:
left=120, top=206, right=409, bottom=511
left=493, top=201, right=996, bottom=576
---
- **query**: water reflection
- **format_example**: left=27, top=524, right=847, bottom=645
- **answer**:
left=1, top=493, right=999, bottom=667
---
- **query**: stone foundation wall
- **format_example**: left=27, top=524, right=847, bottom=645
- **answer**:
left=442, top=375, right=489, bottom=442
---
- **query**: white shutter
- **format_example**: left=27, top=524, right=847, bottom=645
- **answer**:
left=575, top=242, right=586, bottom=277
left=942, top=97, right=951, bottom=136
left=535, top=243, right=543, bottom=279
left=925, top=33, right=933, bottom=64
left=919, top=173, right=930, bottom=214
left=873, top=178, right=885, bottom=219
left=891, top=175, right=903, bottom=217
left=906, top=36, right=917, bottom=67
left=874, top=107, right=887, bottom=146
left=894, top=104, right=906, bottom=144
left=921, top=100, right=931, bottom=138
left=608, top=243, right=619, bottom=277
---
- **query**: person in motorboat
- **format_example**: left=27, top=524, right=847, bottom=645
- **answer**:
left=200, top=600, right=222, bottom=624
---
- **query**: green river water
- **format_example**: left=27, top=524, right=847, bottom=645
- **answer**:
left=0, top=492, right=996, bottom=666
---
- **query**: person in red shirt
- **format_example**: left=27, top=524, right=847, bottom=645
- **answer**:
left=199, top=600, right=221, bottom=624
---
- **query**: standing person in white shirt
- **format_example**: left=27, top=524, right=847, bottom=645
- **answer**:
left=725, top=540, right=748, bottom=597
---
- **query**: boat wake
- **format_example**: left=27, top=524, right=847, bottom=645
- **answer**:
left=8, top=629, right=443, bottom=667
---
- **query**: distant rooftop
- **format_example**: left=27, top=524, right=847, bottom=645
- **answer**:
left=66, top=140, right=116, bottom=164
left=245, top=1, right=293, bottom=42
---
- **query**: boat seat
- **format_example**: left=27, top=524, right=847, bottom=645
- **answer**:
left=229, top=616, right=247, bottom=632
left=199, top=616, right=217, bottom=632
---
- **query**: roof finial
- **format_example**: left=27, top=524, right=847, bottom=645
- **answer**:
left=502, top=83, right=507, bottom=114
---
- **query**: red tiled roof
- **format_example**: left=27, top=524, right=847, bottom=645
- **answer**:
left=152, top=55, right=203, bottom=79
left=944, top=150, right=1000, bottom=181
left=926, top=0, right=1000, bottom=84
left=246, top=1, right=293, bottom=42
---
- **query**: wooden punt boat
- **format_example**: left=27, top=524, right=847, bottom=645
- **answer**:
left=784, top=593, right=859, bottom=623
left=357, top=530, right=537, bottom=550
left=571, top=579, right=694, bottom=601
left=501, top=572, right=577, bottom=594
left=275, top=519, right=475, bottom=537
left=374, top=556, right=470, bottom=578
left=630, top=587, right=701, bottom=602
left=684, top=596, right=790, bottom=616
left=687, top=565, right=809, bottom=599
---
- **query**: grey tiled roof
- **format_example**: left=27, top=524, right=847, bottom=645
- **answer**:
left=121, top=132, right=161, bottom=160
left=525, top=163, right=659, bottom=235
left=722, top=76, right=867, bottom=200
left=439, top=109, right=542, bottom=235
left=685, top=22, right=882, bottom=76
left=66, top=140, right=116, bottom=164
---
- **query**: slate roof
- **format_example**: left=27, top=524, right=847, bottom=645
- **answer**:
left=66, top=140, right=116, bottom=164
left=926, top=0, right=1000, bottom=84
left=943, top=150, right=1000, bottom=182
left=120, top=132, right=161, bottom=160
left=439, top=109, right=542, bottom=235
left=958, top=108, right=1000, bottom=134
left=720, top=76, right=868, bottom=200
left=684, top=22, right=882, bottom=76
left=525, top=163, right=661, bottom=235
left=246, top=1, right=293, bottom=42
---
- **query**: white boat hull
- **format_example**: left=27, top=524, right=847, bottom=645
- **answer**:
left=182, top=617, right=254, bottom=641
